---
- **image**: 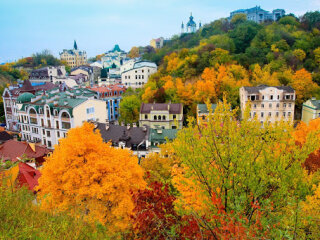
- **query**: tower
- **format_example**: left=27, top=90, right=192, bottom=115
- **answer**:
left=186, top=13, right=197, bottom=33
left=181, top=22, right=184, bottom=34
left=74, top=40, right=78, bottom=50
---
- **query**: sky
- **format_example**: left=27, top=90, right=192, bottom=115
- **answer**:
left=0, top=0, right=320, bottom=63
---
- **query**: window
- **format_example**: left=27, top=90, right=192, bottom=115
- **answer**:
left=154, top=115, right=157, bottom=120
left=57, top=131, right=60, bottom=138
left=162, top=115, right=166, bottom=120
left=172, top=126, right=177, bottom=129
left=283, top=103, right=286, bottom=108
left=47, top=131, right=50, bottom=137
left=276, top=112, right=279, bottom=117
left=145, top=114, right=148, bottom=120
left=269, top=112, right=272, bottom=117
left=142, top=70, right=144, bottom=73
left=253, top=104, right=257, bottom=109
left=269, top=103, right=272, bottom=108
left=56, top=121, right=59, bottom=129
left=261, top=112, right=264, bottom=118
left=270, top=95, right=273, bottom=100
left=135, top=75, right=137, bottom=79
left=261, top=104, right=264, bottom=108
left=289, top=103, right=292, bottom=108
left=253, top=112, right=256, bottom=117
left=158, top=115, right=161, bottom=120
left=288, top=112, right=291, bottom=117
left=262, top=95, right=264, bottom=100
left=47, top=141, right=52, bottom=148
left=276, top=103, right=279, bottom=108
left=283, top=112, right=286, bottom=117
left=86, top=107, right=95, bottom=114
left=173, top=115, right=176, bottom=119
left=277, top=95, right=280, bottom=100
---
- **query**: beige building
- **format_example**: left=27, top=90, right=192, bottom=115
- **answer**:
left=139, top=103, right=183, bottom=129
left=60, top=41, right=87, bottom=68
left=150, top=37, right=164, bottom=49
left=302, top=98, right=320, bottom=124
left=196, top=104, right=217, bottom=125
left=240, top=85, right=295, bottom=124
left=16, top=87, right=106, bottom=149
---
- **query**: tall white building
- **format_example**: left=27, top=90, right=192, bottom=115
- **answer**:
left=240, top=85, right=295, bottom=124
left=121, top=61, right=157, bottom=89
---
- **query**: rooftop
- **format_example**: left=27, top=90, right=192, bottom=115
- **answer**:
left=140, top=103, right=183, bottom=114
left=242, top=85, right=295, bottom=94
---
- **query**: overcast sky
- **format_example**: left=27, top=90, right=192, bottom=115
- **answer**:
left=0, top=0, right=320, bottom=63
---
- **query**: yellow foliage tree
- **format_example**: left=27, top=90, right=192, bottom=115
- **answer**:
left=37, top=122, right=146, bottom=234
left=251, top=64, right=280, bottom=86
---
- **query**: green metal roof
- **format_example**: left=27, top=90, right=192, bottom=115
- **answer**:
left=17, top=92, right=35, bottom=103
left=310, top=100, right=320, bottom=110
left=197, top=104, right=217, bottom=114
left=149, top=129, right=178, bottom=143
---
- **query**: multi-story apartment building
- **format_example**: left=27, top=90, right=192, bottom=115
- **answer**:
left=229, top=6, right=285, bottom=23
left=16, top=87, right=106, bottom=149
left=90, top=84, right=126, bottom=121
left=139, top=103, right=183, bottom=129
left=2, top=80, right=56, bottom=131
left=301, top=98, right=320, bottom=124
left=29, top=66, right=66, bottom=83
left=121, top=61, right=157, bottom=89
left=60, top=41, right=87, bottom=68
left=239, top=85, right=295, bottom=124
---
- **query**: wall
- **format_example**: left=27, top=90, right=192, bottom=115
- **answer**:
left=73, top=99, right=107, bottom=126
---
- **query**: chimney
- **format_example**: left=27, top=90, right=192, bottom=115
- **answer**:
left=127, top=123, right=131, bottom=130
left=121, top=122, right=124, bottom=126
left=133, top=122, right=137, bottom=128
left=29, top=142, right=36, bottom=152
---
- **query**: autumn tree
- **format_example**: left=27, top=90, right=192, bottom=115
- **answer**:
left=170, top=100, right=320, bottom=238
left=119, top=94, right=141, bottom=124
left=37, top=122, right=146, bottom=235
left=128, top=46, right=140, bottom=59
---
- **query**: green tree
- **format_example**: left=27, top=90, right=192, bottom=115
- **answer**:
left=119, top=95, right=141, bottom=124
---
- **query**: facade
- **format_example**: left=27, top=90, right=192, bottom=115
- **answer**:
left=239, top=85, right=295, bottom=124
left=60, top=40, right=87, bottom=68
left=196, top=104, right=217, bottom=125
left=181, top=13, right=201, bottom=34
left=149, top=128, right=178, bottom=153
left=90, top=84, right=126, bottom=121
left=70, top=66, right=94, bottom=86
left=95, top=122, right=149, bottom=159
left=301, top=99, right=320, bottom=124
left=121, top=61, right=157, bottom=89
left=150, top=37, right=164, bottom=49
left=29, top=66, right=66, bottom=83
left=16, top=87, right=106, bottom=149
left=139, top=103, right=183, bottom=129
left=2, top=80, right=56, bottom=132
left=229, top=6, right=285, bottom=23
left=99, top=67, right=121, bottom=86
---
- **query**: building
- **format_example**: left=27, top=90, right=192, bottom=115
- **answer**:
left=301, top=98, right=320, bottom=124
left=197, top=104, right=217, bottom=125
left=239, top=85, right=295, bottom=124
left=121, top=61, right=157, bottom=89
left=99, top=66, right=121, bottom=86
left=0, top=131, right=13, bottom=144
left=2, top=80, right=56, bottom=131
left=60, top=40, right=87, bottom=68
left=95, top=122, right=149, bottom=159
left=0, top=140, right=50, bottom=166
left=101, top=45, right=128, bottom=69
left=70, top=66, right=94, bottom=86
left=150, top=37, right=164, bottom=49
left=16, top=87, right=107, bottom=149
left=149, top=128, right=178, bottom=153
left=229, top=6, right=285, bottom=23
left=181, top=13, right=201, bottom=34
left=90, top=84, right=126, bottom=121
left=29, top=66, right=66, bottom=83
left=139, top=103, right=183, bottom=129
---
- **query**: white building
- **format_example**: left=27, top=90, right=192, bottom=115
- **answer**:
left=121, top=61, right=157, bottom=89
left=29, top=66, right=66, bottom=83
left=16, top=87, right=106, bottom=149
left=239, top=85, right=295, bottom=124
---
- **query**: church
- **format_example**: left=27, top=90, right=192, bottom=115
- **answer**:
left=181, top=13, right=201, bottom=34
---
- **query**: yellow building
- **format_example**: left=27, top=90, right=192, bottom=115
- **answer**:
left=139, top=103, right=183, bottom=129
left=60, top=40, right=87, bottom=68
left=196, top=104, right=217, bottom=125
left=150, top=37, right=164, bottom=49
left=302, top=99, right=320, bottom=124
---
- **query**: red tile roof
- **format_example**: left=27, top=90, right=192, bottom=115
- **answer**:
left=0, top=140, right=50, bottom=162
left=17, top=163, right=41, bottom=191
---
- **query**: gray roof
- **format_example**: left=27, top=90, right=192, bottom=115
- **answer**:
left=310, top=100, right=320, bottom=110
left=140, top=103, right=183, bottom=114
left=149, top=129, right=178, bottom=142
left=197, top=104, right=217, bottom=114
left=243, top=85, right=295, bottom=94
left=96, top=123, right=149, bottom=149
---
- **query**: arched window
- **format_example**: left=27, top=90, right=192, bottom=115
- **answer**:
left=158, top=115, right=161, bottom=120
left=162, top=115, right=166, bottom=120
left=61, top=112, right=70, bottom=119
left=154, top=115, right=157, bottom=120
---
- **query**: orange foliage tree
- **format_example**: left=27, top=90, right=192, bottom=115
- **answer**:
left=37, top=122, right=146, bottom=235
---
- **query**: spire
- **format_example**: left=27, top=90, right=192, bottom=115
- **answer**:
left=74, top=40, right=78, bottom=50
left=181, top=21, right=184, bottom=28
left=199, top=21, right=202, bottom=28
